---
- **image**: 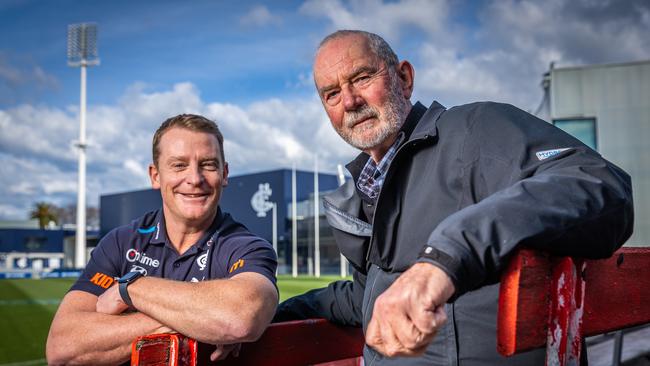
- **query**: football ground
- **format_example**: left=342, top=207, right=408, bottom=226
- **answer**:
left=0, top=275, right=341, bottom=365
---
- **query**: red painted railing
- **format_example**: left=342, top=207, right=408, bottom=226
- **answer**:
left=497, top=247, right=650, bottom=364
left=132, top=318, right=363, bottom=366
left=132, top=247, right=650, bottom=366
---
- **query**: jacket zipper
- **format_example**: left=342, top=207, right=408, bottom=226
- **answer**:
left=364, top=134, right=432, bottom=262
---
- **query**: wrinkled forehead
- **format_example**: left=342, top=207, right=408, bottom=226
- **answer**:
left=313, top=35, right=382, bottom=80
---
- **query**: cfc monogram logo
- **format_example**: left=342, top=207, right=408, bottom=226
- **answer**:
left=90, top=272, right=114, bottom=289
left=196, top=252, right=208, bottom=271
left=229, top=259, right=245, bottom=273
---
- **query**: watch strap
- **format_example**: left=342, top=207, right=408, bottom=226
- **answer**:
left=118, top=271, right=142, bottom=307
left=119, top=279, right=135, bottom=307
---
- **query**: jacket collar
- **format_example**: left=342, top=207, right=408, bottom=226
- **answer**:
left=409, top=100, right=446, bottom=141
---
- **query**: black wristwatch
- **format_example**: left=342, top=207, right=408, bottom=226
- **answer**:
left=118, top=271, right=143, bottom=307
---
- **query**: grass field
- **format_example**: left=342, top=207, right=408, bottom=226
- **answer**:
left=0, top=275, right=343, bottom=365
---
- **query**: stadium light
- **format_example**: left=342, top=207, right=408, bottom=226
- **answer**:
left=67, top=23, right=99, bottom=269
left=314, top=156, right=320, bottom=278
left=292, top=163, right=297, bottom=278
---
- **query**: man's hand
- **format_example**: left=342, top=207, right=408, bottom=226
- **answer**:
left=210, top=343, right=241, bottom=361
left=96, top=284, right=129, bottom=315
left=365, top=262, right=456, bottom=357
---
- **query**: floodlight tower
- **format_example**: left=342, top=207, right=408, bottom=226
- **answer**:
left=67, top=23, right=99, bottom=268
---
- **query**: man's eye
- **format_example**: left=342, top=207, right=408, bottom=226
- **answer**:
left=326, top=90, right=339, bottom=99
left=202, top=162, right=218, bottom=170
left=172, top=163, right=186, bottom=170
left=352, top=75, right=371, bottom=87
left=324, top=90, right=340, bottom=105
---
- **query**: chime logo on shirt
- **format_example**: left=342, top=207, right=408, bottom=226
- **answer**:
left=125, top=249, right=160, bottom=268
left=89, top=272, right=115, bottom=289
left=229, top=259, right=245, bottom=273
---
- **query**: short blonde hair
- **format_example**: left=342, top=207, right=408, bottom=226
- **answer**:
left=152, top=114, right=224, bottom=166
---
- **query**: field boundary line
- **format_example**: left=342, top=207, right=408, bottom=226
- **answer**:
left=0, top=358, right=47, bottom=366
left=0, top=299, right=61, bottom=306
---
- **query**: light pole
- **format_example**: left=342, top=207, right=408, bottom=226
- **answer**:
left=291, top=164, right=298, bottom=277
left=314, top=156, right=320, bottom=278
left=67, top=23, right=99, bottom=268
left=272, top=202, right=278, bottom=255
left=337, top=164, right=348, bottom=278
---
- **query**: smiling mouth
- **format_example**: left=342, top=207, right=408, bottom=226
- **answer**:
left=179, top=193, right=209, bottom=198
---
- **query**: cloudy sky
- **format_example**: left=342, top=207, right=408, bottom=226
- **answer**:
left=1, top=0, right=649, bottom=221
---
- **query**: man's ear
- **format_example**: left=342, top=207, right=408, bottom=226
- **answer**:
left=149, top=163, right=161, bottom=189
left=222, top=162, right=229, bottom=187
left=396, top=60, right=415, bottom=99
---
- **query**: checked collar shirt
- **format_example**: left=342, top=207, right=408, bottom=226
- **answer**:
left=356, top=132, right=404, bottom=202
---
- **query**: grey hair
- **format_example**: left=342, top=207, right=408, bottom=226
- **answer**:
left=318, top=30, right=399, bottom=67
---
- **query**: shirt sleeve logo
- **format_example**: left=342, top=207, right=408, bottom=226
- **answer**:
left=535, top=148, right=571, bottom=161
left=229, top=259, right=245, bottom=273
left=89, top=272, right=115, bottom=289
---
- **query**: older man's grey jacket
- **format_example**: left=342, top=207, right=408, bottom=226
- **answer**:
left=275, top=101, right=634, bottom=365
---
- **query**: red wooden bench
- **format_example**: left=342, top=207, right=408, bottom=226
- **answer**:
left=131, top=318, right=364, bottom=366
left=131, top=247, right=650, bottom=365
left=497, top=247, right=650, bottom=365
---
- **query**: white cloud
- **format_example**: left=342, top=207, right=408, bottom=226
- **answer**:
left=240, top=5, right=282, bottom=27
left=43, top=180, right=77, bottom=194
left=0, top=52, right=60, bottom=105
left=300, top=0, right=451, bottom=45
left=3, top=0, right=648, bottom=221
left=0, top=82, right=355, bottom=220
left=302, top=0, right=650, bottom=111
left=9, top=181, right=37, bottom=195
left=480, top=0, right=650, bottom=67
left=123, top=159, right=150, bottom=185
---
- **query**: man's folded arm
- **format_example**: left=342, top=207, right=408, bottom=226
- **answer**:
left=46, top=290, right=168, bottom=366
left=274, top=269, right=365, bottom=327
left=125, top=271, right=278, bottom=344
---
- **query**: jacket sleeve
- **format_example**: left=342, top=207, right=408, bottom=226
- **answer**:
left=273, top=269, right=365, bottom=327
left=418, top=102, right=634, bottom=297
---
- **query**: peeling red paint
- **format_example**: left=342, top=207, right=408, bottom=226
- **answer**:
left=546, top=258, right=585, bottom=366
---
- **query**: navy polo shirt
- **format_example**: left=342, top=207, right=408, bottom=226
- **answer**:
left=70, top=208, right=277, bottom=296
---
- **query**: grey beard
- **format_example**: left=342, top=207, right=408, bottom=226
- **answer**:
left=339, top=77, right=410, bottom=151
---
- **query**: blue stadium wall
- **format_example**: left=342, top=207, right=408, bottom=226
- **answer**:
left=0, top=229, right=69, bottom=253
left=100, top=169, right=340, bottom=243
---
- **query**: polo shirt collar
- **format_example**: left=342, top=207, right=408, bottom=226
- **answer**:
left=149, top=208, right=226, bottom=251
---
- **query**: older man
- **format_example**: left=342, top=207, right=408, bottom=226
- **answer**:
left=275, top=30, right=633, bottom=365
left=47, top=114, right=278, bottom=365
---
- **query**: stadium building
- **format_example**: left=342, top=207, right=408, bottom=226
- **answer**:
left=100, top=168, right=345, bottom=275
left=0, top=223, right=98, bottom=278
left=538, top=59, right=650, bottom=246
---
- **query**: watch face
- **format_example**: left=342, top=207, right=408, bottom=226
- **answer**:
left=119, top=271, right=141, bottom=283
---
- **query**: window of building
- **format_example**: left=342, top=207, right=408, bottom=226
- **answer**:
left=553, top=118, right=597, bottom=150
left=25, top=236, right=46, bottom=251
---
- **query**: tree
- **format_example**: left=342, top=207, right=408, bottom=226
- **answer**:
left=53, top=204, right=100, bottom=228
left=30, top=202, right=58, bottom=229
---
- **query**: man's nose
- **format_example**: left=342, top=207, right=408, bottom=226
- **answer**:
left=185, top=165, right=204, bottom=185
left=342, top=84, right=364, bottom=111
